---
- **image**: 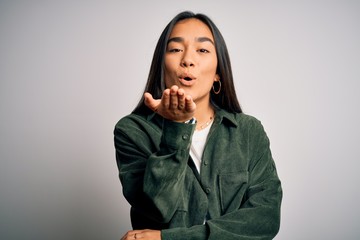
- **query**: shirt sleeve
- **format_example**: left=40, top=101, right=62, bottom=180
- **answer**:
left=114, top=116, right=196, bottom=224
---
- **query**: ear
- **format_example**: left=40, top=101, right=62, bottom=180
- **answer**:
left=214, top=74, right=220, bottom=82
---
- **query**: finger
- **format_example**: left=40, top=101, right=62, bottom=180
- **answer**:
left=185, top=95, right=196, bottom=112
left=132, top=230, right=151, bottom=240
left=161, top=88, right=171, bottom=109
left=124, top=230, right=143, bottom=240
left=132, top=230, right=146, bottom=240
left=169, top=85, right=179, bottom=110
left=177, top=88, right=185, bottom=110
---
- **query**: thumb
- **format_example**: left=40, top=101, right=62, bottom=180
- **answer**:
left=144, top=92, right=161, bottom=112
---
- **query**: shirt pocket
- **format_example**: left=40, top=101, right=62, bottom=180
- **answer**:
left=218, top=171, right=249, bottom=213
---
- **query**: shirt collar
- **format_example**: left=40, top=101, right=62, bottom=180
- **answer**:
left=214, top=108, right=238, bottom=128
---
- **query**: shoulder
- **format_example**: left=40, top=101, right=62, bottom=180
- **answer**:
left=236, top=113, right=263, bottom=130
left=218, top=109, right=263, bottom=131
left=236, top=113, right=267, bottom=138
left=235, top=112, right=260, bottom=123
left=115, top=112, right=148, bottom=129
left=223, top=111, right=269, bottom=143
left=114, top=112, right=162, bottom=137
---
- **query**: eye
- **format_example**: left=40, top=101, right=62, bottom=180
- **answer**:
left=168, top=48, right=182, bottom=53
left=198, top=48, right=210, bottom=53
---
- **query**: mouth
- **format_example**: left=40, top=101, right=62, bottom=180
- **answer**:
left=178, top=73, right=196, bottom=86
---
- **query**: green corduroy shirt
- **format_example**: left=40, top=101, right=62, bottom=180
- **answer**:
left=114, top=108, right=282, bottom=240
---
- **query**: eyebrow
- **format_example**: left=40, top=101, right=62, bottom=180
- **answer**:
left=167, top=36, right=214, bottom=45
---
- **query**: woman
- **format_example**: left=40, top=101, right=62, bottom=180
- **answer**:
left=114, top=11, right=282, bottom=240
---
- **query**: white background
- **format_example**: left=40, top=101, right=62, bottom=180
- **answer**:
left=1, top=1, right=359, bottom=239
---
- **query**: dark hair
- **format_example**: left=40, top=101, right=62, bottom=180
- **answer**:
left=133, top=11, right=242, bottom=114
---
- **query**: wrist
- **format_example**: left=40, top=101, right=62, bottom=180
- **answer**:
left=184, top=117, right=196, bottom=124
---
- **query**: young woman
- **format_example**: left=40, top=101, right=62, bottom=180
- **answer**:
left=114, top=11, right=282, bottom=240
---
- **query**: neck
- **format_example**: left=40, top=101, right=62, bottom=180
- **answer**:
left=194, top=101, right=215, bottom=130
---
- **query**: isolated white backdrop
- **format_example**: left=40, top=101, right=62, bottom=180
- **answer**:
left=1, top=1, right=359, bottom=239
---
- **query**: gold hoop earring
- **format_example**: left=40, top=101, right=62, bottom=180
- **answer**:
left=212, top=80, right=221, bottom=94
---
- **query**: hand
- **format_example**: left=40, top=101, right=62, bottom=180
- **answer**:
left=144, top=85, right=196, bottom=122
left=120, top=229, right=161, bottom=240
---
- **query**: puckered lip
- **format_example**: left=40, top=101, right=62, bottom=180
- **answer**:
left=178, top=73, right=196, bottom=86
left=178, top=73, right=197, bottom=81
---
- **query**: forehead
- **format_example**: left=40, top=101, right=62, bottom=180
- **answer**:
left=169, top=18, right=214, bottom=40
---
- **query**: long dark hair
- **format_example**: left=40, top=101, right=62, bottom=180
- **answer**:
left=133, top=11, right=242, bottom=114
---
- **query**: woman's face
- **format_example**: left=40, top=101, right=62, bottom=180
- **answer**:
left=164, top=18, right=219, bottom=105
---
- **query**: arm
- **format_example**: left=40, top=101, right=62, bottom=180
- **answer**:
left=115, top=86, right=197, bottom=224
left=115, top=116, right=195, bottom=224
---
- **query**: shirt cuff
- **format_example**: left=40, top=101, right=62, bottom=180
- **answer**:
left=161, top=119, right=195, bottom=150
left=161, top=224, right=208, bottom=240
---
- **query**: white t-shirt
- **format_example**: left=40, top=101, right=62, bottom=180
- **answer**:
left=190, top=122, right=213, bottom=173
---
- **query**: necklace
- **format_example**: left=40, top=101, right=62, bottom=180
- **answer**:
left=197, top=116, right=214, bottom=130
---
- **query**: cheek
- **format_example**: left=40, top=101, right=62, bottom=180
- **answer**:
left=163, top=66, right=175, bottom=88
left=203, top=61, right=218, bottom=79
left=164, top=57, right=178, bottom=75
left=164, top=56, right=177, bottom=71
left=203, top=55, right=218, bottom=72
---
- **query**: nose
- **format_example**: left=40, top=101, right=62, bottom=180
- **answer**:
left=180, top=50, right=195, bottom=68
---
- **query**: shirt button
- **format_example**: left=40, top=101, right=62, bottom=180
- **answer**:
left=182, top=134, right=189, bottom=140
left=203, top=161, right=208, bottom=166
left=205, top=187, right=211, bottom=194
